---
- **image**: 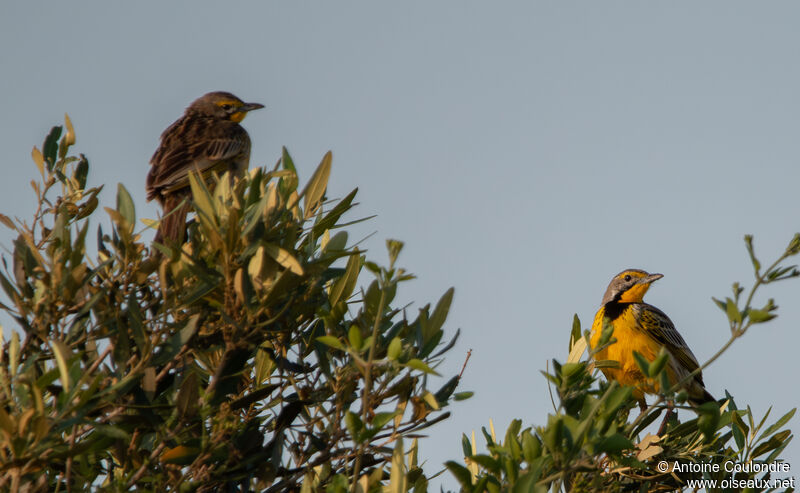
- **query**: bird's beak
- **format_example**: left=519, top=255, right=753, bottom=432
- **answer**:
left=241, top=102, right=265, bottom=112
left=643, top=273, right=663, bottom=284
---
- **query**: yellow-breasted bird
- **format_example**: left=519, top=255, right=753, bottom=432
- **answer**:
left=590, top=269, right=715, bottom=410
left=146, top=91, right=264, bottom=245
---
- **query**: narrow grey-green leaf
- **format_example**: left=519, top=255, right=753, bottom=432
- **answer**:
left=302, top=151, right=332, bottom=219
left=116, top=183, right=135, bottom=228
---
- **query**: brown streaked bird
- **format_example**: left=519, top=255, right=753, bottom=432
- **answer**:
left=146, top=91, right=264, bottom=245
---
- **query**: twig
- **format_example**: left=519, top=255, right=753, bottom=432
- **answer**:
left=373, top=412, right=452, bottom=444
left=459, top=349, right=472, bottom=379
left=65, top=423, right=78, bottom=492
left=85, top=345, right=112, bottom=376
left=156, top=344, right=188, bottom=382
left=351, top=283, right=388, bottom=489
left=629, top=250, right=795, bottom=433
left=127, top=442, right=168, bottom=488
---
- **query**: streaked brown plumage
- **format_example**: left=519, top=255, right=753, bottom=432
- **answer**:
left=146, top=91, right=263, bottom=245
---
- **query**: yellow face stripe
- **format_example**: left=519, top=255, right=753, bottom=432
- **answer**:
left=612, top=270, right=654, bottom=303
left=618, top=270, right=649, bottom=281
left=213, top=99, right=247, bottom=122
left=214, top=99, right=243, bottom=108
left=618, top=282, right=652, bottom=303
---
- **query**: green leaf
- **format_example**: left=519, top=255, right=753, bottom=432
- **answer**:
left=389, top=437, right=406, bottom=493
left=595, top=433, right=633, bottom=454
left=521, top=430, right=542, bottom=462
left=94, top=424, right=131, bottom=440
left=347, top=325, right=362, bottom=351
left=127, top=292, right=147, bottom=354
left=505, top=419, right=522, bottom=444
left=602, top=385, right=633, bottom=417
left=263, top=243, right=304, bottom=275
left=180, top=315, right=200, bottom=345
left=116, top=183, right=135, bottom=230
left=725, top=297, right=742, bottom=325
left=405, top=358, right=439, bottom=375
left=43, top=125, right=63, bottom=169
left=431, top=328, right=461, bottom=359
left=329, top=252, right=360, bottom=306
left=512, top=470, right=544, bottom=493
left=542, top=415, right=563, bottom=453
left=711, top=296, right=727, bottom=313
left=445, top=461, right=473, bottom=488
left=560, top=362, right=584, bottom=379
left=49, top=340, right=72, bottom=394
left=569, top=314, right=581, bottom=353
left=748, top=309, right=777, bottom=324
left=9, top=332, right=19, bottom=378
left=372, top=411, right=398, bottom=431
left=786, top=233, right=800, bottom=255
left=316, top=336, right=344, bottom=351
left=422, top=391, right=440, bottom=410
left=758, top=408, right=796, bottom=442
left=312, top=187, right=358, bottom=237
left=429, top=287, right=454, bottom=334
left=473, top=476, right=491, bottom=493
left=434, top=375, right=460, bottom=404
left=31, top=147, right=45, bottom=176
left=648, top=350, right=669, bottom=378
left=744, top=234, right=761, bottom=273
left=281, top=146, right=297, bottom=172
left=453, top=391, right=473, bottom=401
left=387, top=336, right=402, bottom=360
left=632, top=351, right=650, bottom=375
left=344, top=411, right=363, bottom=442
left=730, top=410, right=748, bottom=450
left=697, top=402, right=721, bottom=438
left=188, top=171, right=217, bottom=227
left=469, top=454, right=501, bottom=474
left=0, top=213, right=13, bottom=230
left=461, top=433, right=472, bottom=458
left=302, top=151, right=331, bottom=219
left=176, top=372, right=200, bottom=417
left=386, top=239, right=403, bottom=268
left=752, top=429, right=792, bottom=458
left=659, top=370, right=671, bottom=397
left=747, top=404, right=757, bottom=431
left=597, top=318, right=615, bottom=348
left=322, top=230, right=348, bottom=255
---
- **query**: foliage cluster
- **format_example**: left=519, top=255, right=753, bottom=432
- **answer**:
left=446, top=236, right=799, bottom=492
left=1, top=116, right=796, bottom=493
left=0, top=118, right=467, bottom=492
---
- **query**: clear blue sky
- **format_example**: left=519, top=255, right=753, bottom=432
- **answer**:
left=2, top=2, right=799, bottom=488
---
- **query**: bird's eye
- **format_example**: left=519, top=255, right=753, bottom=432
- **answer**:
left=221, top=104, right=233, bottom=110
left=624, top=275, right=632, bottom=282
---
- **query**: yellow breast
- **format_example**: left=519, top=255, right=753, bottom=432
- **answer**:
left=590, top=305, right=676, bottom=400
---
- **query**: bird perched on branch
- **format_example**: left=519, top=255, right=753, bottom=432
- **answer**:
left=146, top=91, right=264, bottom=245
left=590, top=269, right=715, bottom=413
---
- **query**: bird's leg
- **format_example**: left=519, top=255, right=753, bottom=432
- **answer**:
left=657, top=401, right=675, bottom=435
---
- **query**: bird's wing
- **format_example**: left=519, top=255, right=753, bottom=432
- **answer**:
left=636, top=304, right=703, bottom=379
left=147, top=117, right=251, bottom=199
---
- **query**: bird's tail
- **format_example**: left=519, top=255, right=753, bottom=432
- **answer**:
left=688, top=387, right=717, bottom=407
left=154, top=195, right=192, bottom=247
